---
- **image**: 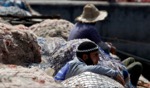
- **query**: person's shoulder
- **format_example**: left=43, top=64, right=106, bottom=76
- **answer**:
left=68, top=57, right=78, bottom=63
left=68, top=57, right=83, bottom=65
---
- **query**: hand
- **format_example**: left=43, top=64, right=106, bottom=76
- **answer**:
left=106, top=42, right=116, bottom=54
left=110, top=46, right=116, bottom=54
left=115, top=74, right=125, bottom=86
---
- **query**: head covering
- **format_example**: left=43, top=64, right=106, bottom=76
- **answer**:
left=75, top=4, right=108, bottom=23
left=76, top=41, right=99, bottom=53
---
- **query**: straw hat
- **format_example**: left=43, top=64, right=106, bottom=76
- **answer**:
left=76, top=4, right=108, bottom=23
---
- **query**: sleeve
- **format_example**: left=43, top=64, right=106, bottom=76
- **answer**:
left=54, top=63, right=70, bottom=81
left=81, top=65, right=119, bottom=78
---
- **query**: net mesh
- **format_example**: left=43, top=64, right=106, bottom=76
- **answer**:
left=62, top=72, right=124, bottom=88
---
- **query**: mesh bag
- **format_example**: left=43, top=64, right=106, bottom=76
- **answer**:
left=62, top=72, right=124, bottom=88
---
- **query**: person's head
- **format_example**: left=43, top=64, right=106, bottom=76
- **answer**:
left=75, top=4, right=108, bottom=23
left=76, top=41, right=99, bottom=65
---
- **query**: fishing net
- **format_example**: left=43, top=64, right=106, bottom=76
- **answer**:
left=0, top=6, right=30, bottom=16
left=0, top=64, right=64, bottom=88
left=62, top=72, right=124, bottom=88
left=29, top=19, right=74, bottom=40
left=0, top=23, right=41, bottom=66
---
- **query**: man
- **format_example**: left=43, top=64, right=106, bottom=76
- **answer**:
left=55, top=41, right=125, bottom=86
left=68, top=4, right=110, bottom=53
left=68, top=4, right=106, bottom=43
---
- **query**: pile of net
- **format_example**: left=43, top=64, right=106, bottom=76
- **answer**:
left=35, top=38, right=90, bottom=75
left=36, top=38, right=131, bottom=87
left=0, top=23, right=41, bottom=66
left=0, top=64, right=64, bottom=88
left=49, top=39, right=92, bottom=75
left=37, top=37, right=66, bottom=64
left=62, top=72, right=124, bottom=88
left=0, top=6, right=30, bottom=16
left=0, top=18, right=127, bottom=88
left=29, top=19, right=74, bottom=40
left=0, top=64, right=124, bottom=88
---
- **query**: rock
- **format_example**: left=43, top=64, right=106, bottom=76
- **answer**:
left=62, top=72, right=124, bottom=88
left=29, top=19, right=74, bottom=40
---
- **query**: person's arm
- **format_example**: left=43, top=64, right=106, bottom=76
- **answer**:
left=115, top=73, right=125, bottom=86
left=98, top=41, right=111, bottom=54
left=81, top=65, right=125, bottom=86
left=54, top=63, right=70, bottom=81
left=105, top=42, right=117, bottom=54
left=82, top=65, right=118, bottom=77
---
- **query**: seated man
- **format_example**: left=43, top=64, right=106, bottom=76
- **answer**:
left=67, top=4, right=110, bottom=54
left=99, top=45, right=143, bottom=87
left=54, top=41, right=126, bottom=86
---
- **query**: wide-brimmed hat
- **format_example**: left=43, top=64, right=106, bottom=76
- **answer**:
left=76, top=4, right=108, bottom=23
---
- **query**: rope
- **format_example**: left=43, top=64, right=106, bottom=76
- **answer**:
left=101, top=37, right=150, bottom=45
left=116, top=49, right=150, bottom=64
left=101, top=36, right=150, bottom=64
